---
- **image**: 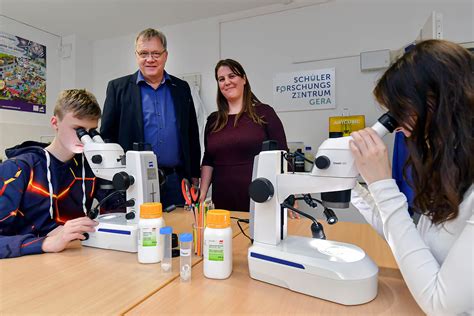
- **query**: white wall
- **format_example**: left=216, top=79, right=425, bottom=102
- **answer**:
left=90, top=0, right=473, bottom=222
left=74, top=36, right=94, bottom=91
left=60, top=34, right=94, bottom=91
left=0, top=16, right=61, bottom=160
left=92, top=33, right=137, bottom=103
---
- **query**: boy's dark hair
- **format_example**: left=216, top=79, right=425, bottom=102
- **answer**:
left=53, top=89, right=101, bottom=120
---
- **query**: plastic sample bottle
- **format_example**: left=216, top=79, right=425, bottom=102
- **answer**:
left=179, top=233, right=193, bottom=282
left=160, top=226, right=173, bottom=272
left=203, top=209, right=232, bottom=279
left=138, top=202, right=165, bottom=264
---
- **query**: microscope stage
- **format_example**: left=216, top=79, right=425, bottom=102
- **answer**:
left=248, top=236, right=379, bottom=305
left=82, top=213, right=139, bottom=253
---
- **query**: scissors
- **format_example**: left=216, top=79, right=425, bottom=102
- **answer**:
left=181, top=178, right=200, bottom=206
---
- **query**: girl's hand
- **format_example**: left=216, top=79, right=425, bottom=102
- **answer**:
left=349, top=128, right=392, bottom=185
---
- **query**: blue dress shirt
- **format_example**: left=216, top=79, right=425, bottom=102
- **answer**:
left=137, top=71, right=182, bottom=168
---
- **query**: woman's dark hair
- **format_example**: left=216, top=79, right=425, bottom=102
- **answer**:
left=212, top=59, right=264, bottom=132
left=374, top=39, right=473, bottom=224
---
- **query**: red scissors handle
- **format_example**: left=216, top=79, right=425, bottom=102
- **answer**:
left=189, top=185, right=199, bottom=203
left=181, top=179, right=192, bottom=205
left=181, top=178, right=200, bottom=205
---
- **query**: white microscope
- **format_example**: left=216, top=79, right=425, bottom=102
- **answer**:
left=248, top=113, right=397, bottom=305
left=76, top=128, right=160, bottom=252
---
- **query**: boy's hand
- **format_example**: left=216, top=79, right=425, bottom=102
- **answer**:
left=288, top=210, right=301, bottom=219
left=42, top=217, right=98, bottom=253
left=46, top=225, right=64, bottom=237
left=288, top=200, right=301, bottom=219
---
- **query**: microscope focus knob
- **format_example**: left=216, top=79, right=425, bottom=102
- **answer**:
left=249, top=178, right=274, bottom=203
left=113, top=172, right=135, bottom=191
left=91, top=155, right=102, bottom=164
left=315, top=156, right=331, bottom=169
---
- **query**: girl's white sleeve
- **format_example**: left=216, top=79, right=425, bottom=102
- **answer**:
left=368, top=179, right=473, bottom=316
left=351, top=182, right=385, bottom=237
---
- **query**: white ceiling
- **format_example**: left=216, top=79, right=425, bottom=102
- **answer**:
left=1, top=0, right=298, bottom=40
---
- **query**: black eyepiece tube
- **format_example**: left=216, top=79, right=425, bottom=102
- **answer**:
left=377, top=112, right=398, bottom=133
left=88, top=128, right=105, bottom=143
left=89, top=129, right=100, bottom=138
left=76, top=127, right=93, bottom=145
left=76, top=127, right=89, bottom=139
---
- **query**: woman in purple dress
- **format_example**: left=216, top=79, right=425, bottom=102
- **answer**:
left=200, top=59, right=287, bottom=212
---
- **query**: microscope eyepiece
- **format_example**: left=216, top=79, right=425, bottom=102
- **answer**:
left=89, top=129, right=100, bottom=138
left=76, top=127, right=89, bottom=140
left=76, top=127, right=94, bottom=145
left=377, top=112, right=398, bottom=133
left=88, top=128, right=105, bottom=143
left=371, top=112, right=399, bottom=137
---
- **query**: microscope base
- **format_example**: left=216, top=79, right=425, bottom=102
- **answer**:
left=248, top=236, right=378, bottom=305
left=82, top=214, right=138, bottom=253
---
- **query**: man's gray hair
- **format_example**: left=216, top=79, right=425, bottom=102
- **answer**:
left=135, top=28, right=167, bottom=50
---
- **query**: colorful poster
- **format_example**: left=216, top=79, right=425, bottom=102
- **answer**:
left=0, top=32, right=46, bottom=114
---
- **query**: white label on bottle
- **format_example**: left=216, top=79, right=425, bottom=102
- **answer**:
left=180, top=248, right=191, bottom=257
left=206, top=239, right=225, bottom=261
left=140, top=228, right=157, bottom=247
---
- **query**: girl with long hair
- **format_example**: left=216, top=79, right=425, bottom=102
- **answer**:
left=350, top=40, right=473, bottom=315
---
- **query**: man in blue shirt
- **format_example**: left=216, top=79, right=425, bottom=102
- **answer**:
left=101, top=28, right=201, bottom=208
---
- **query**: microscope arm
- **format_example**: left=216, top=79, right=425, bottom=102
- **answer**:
left=276, top=173, right=356, bottom=202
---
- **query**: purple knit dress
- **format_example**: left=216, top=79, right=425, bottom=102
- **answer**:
left=202, top=103, right=287, bottom=212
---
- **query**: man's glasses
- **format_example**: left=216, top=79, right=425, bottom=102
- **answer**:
left=136, top=49, right=166, bottom=59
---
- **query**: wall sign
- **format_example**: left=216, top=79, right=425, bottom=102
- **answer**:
left=273, top=68, right=335, bottom=112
